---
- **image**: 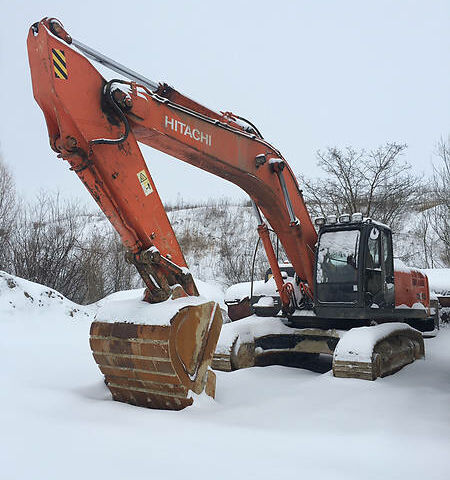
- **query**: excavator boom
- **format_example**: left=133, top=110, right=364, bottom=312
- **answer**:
left=27, top=18, right=317, bottom=305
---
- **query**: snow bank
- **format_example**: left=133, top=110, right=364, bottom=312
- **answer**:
left=225, top=277, right=277, bottom=302
left=0, top=270, right=226, bottom=328
left=0, top=270, right=92, bottom=320
left=394, top=258, right=413, bottom=273
left=194, top=278, right=226, bottom=309
left=421, top=268, right=450, bottom=294
left=253, top=296, right=275, bottom=307
left=334, top=322, right=419, bottom=363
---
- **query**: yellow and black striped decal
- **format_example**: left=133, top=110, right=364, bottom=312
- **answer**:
left=52, top=49, right=68, bottom=79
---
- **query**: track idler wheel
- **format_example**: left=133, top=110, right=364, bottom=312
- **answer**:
left=90, top=301, right=222, bottom=410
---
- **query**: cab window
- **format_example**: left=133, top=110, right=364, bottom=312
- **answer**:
left=316, top=229, right=360, bottom=303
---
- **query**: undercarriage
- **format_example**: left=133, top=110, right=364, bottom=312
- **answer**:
left=212, top=316, right=425, bottom=381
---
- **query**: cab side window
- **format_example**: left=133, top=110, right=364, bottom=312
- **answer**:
left=367, top=228, right=381, bottom=269
left=382, top=230, right=393, bottom=279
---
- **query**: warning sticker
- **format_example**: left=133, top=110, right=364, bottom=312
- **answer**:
left=137, top=170, right=153, bottom=196
left=52, top=49, right=68, bottom=79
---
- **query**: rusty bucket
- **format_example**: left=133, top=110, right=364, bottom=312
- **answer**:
left=90, top=301, right=222, bottom=410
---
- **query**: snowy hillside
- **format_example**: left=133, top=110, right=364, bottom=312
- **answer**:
left=1, top=272, right=450, bottom=479
left=168, top=202, right=449, bottom=287
left=167, top=202, right=266, bottom=287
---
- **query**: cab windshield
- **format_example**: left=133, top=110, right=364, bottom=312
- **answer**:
left=316, top=229, right=360, bottom=303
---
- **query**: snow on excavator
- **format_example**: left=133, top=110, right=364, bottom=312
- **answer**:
left=27, top=18, right=431, bottom=410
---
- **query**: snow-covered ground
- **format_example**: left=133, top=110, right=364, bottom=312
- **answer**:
left=1, top=272, right=450, bottom=479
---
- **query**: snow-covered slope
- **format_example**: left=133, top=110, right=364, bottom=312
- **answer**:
left=1, top=273, right=450, bottom=479
left=83, top=202, right=448, bottom=294
left=167, top=203, right=266, bottom=287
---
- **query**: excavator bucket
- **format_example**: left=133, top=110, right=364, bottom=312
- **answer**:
left=90, top=301, right=222, bottom=410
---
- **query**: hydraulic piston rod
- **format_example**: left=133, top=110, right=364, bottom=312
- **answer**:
left=270, top=159, right=298, bottom=225
left=71, top=39, right=159, bottom=91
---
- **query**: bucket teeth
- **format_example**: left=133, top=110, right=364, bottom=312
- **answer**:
left=90, top=301, right=222, bottom=410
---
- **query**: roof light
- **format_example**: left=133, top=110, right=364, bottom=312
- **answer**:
left=314, top=216, right=325, bottom=227
left=351, top=212, right=363, bottom=222
left=326, top=214, right=337, bottom=224
left=339, top=213, right=350, bottom=223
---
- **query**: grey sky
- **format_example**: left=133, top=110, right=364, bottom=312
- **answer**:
left=1, top=0, right=449, bottom=207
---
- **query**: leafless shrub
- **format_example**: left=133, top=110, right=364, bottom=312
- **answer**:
left=10, top=192, right=88, bottom=301
left=164, top=198, right=204, bottom=212
left=10, top=192, right=142, bottom=304
left=0, top=155, right=18, bottom=270
left=219, top=236, right=251, bottom=284
left=104, top=231, right=142, bottom=293
left=176, top=227, right=210, bottom=255
left=168, top=199, right=270, bottom=286
left=397, top=213, right=438, bottom=269
left=77, top=229, right=141, bottom=304
left=399, top=137, right=450, bottom=268
left=219, top=229, right=274, bottom=285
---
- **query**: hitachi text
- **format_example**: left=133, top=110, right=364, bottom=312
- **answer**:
left=164, top=116, right=212, bottom=147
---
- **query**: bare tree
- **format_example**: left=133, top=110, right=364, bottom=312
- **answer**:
left=429, top=136, right=450, bottom=265
left=300, top=143, right=419, bottom=232
left=0, top=155, right=18, bottom=270
left=404, top=213, right=438, bottom=268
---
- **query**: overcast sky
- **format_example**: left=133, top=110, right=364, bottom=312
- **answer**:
left=1, top=0, right=449, bottom=207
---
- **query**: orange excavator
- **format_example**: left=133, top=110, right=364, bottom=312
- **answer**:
left=27, top=18, right=432, bottom=410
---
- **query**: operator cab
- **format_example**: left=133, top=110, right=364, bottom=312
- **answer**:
left=313, top=216, right=395, bottom=323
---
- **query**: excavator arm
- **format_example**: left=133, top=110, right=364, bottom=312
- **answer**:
left=27, top=18, right=317, bottom=310
left=27, top=19, right=198, bottom=304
